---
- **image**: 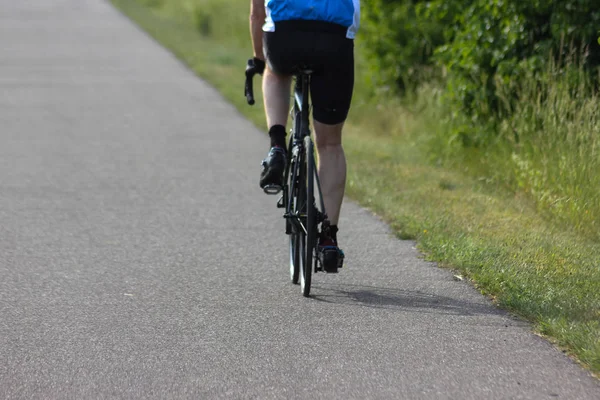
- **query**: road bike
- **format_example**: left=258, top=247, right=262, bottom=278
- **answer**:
left=245, top=61, right=330, bottom=297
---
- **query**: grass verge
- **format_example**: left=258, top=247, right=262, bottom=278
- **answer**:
left=111, top=0, right=600, bottom=375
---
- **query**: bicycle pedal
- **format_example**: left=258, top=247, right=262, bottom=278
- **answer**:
left=263, top=184, right=282, bottom=195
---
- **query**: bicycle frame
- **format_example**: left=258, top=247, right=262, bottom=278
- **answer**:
left=282, top=72, right=326, bottom=239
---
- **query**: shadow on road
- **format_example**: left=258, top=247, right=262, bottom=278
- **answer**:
left=311, top=282, right=508, bottom=318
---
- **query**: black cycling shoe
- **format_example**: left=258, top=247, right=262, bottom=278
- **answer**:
left=317, top=234, right=345, bottom=273
left=318, top=246, right=343, bottom=273
left=259, top=146, right=286, bottom=194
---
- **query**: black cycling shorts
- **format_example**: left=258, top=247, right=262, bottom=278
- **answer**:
left=263, top=20, right=355, bottom=125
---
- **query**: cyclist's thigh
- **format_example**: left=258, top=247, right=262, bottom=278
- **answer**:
left=310, top=34, right=354, bottom=125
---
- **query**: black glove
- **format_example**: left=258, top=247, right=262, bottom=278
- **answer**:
left=246, top=57, right=266, bottom=77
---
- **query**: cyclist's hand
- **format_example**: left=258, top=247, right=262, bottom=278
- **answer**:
left=246, top=57, right=266, bottom=77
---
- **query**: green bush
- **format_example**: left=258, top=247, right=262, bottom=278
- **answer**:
left=360, top=0, right=452, bottom=92
left=361, top=0, right=600, bottom=139
left=434, top=0, right=600, bottom=139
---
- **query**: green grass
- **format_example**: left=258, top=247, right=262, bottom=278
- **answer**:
left=426, top=62, right=600, bottom=241
left=111, top=0, right=600, bottom=375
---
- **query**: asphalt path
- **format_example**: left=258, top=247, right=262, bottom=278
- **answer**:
left=1, top=1, right=599, bottom=398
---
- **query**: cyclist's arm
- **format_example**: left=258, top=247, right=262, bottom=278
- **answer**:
left=249, top=0, right=266, bottom=61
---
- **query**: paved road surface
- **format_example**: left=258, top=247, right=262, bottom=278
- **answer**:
left=1, top=1, right=599, bottom=398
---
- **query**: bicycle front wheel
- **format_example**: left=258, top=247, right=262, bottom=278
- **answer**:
left=287, top=136, right=301, bottom=284
left=300, top=135, right=317, bottom=297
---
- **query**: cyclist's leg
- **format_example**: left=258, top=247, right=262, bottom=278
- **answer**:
left=259, top=31, right=295, bottom=190
left=310, top=31, right=353, bottom=272
left=313, top=120, right=347, bottom=272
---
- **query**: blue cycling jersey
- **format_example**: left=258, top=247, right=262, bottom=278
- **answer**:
left=263, top=0, right=360, bottom=39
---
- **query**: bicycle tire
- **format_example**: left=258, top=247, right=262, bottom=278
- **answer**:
left=301, top=135, right=316, bottom=297
left=287, top=114, right=301, bottom=284
left=288, top=157, right=300, bottom=284
left=297, top=150, right=310, bottom=296
left=289, top=233, right=300, bottom=284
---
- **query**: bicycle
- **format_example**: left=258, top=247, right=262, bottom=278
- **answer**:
left=245, top=59, right=330, bottom=297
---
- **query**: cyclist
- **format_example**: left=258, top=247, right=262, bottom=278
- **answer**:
left=248, top=0, right=359, bottom=272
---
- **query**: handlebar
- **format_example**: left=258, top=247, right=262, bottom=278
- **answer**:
left=244, top=58, right=265, bottom=106
left=245, top=70, right=255, bottom=106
